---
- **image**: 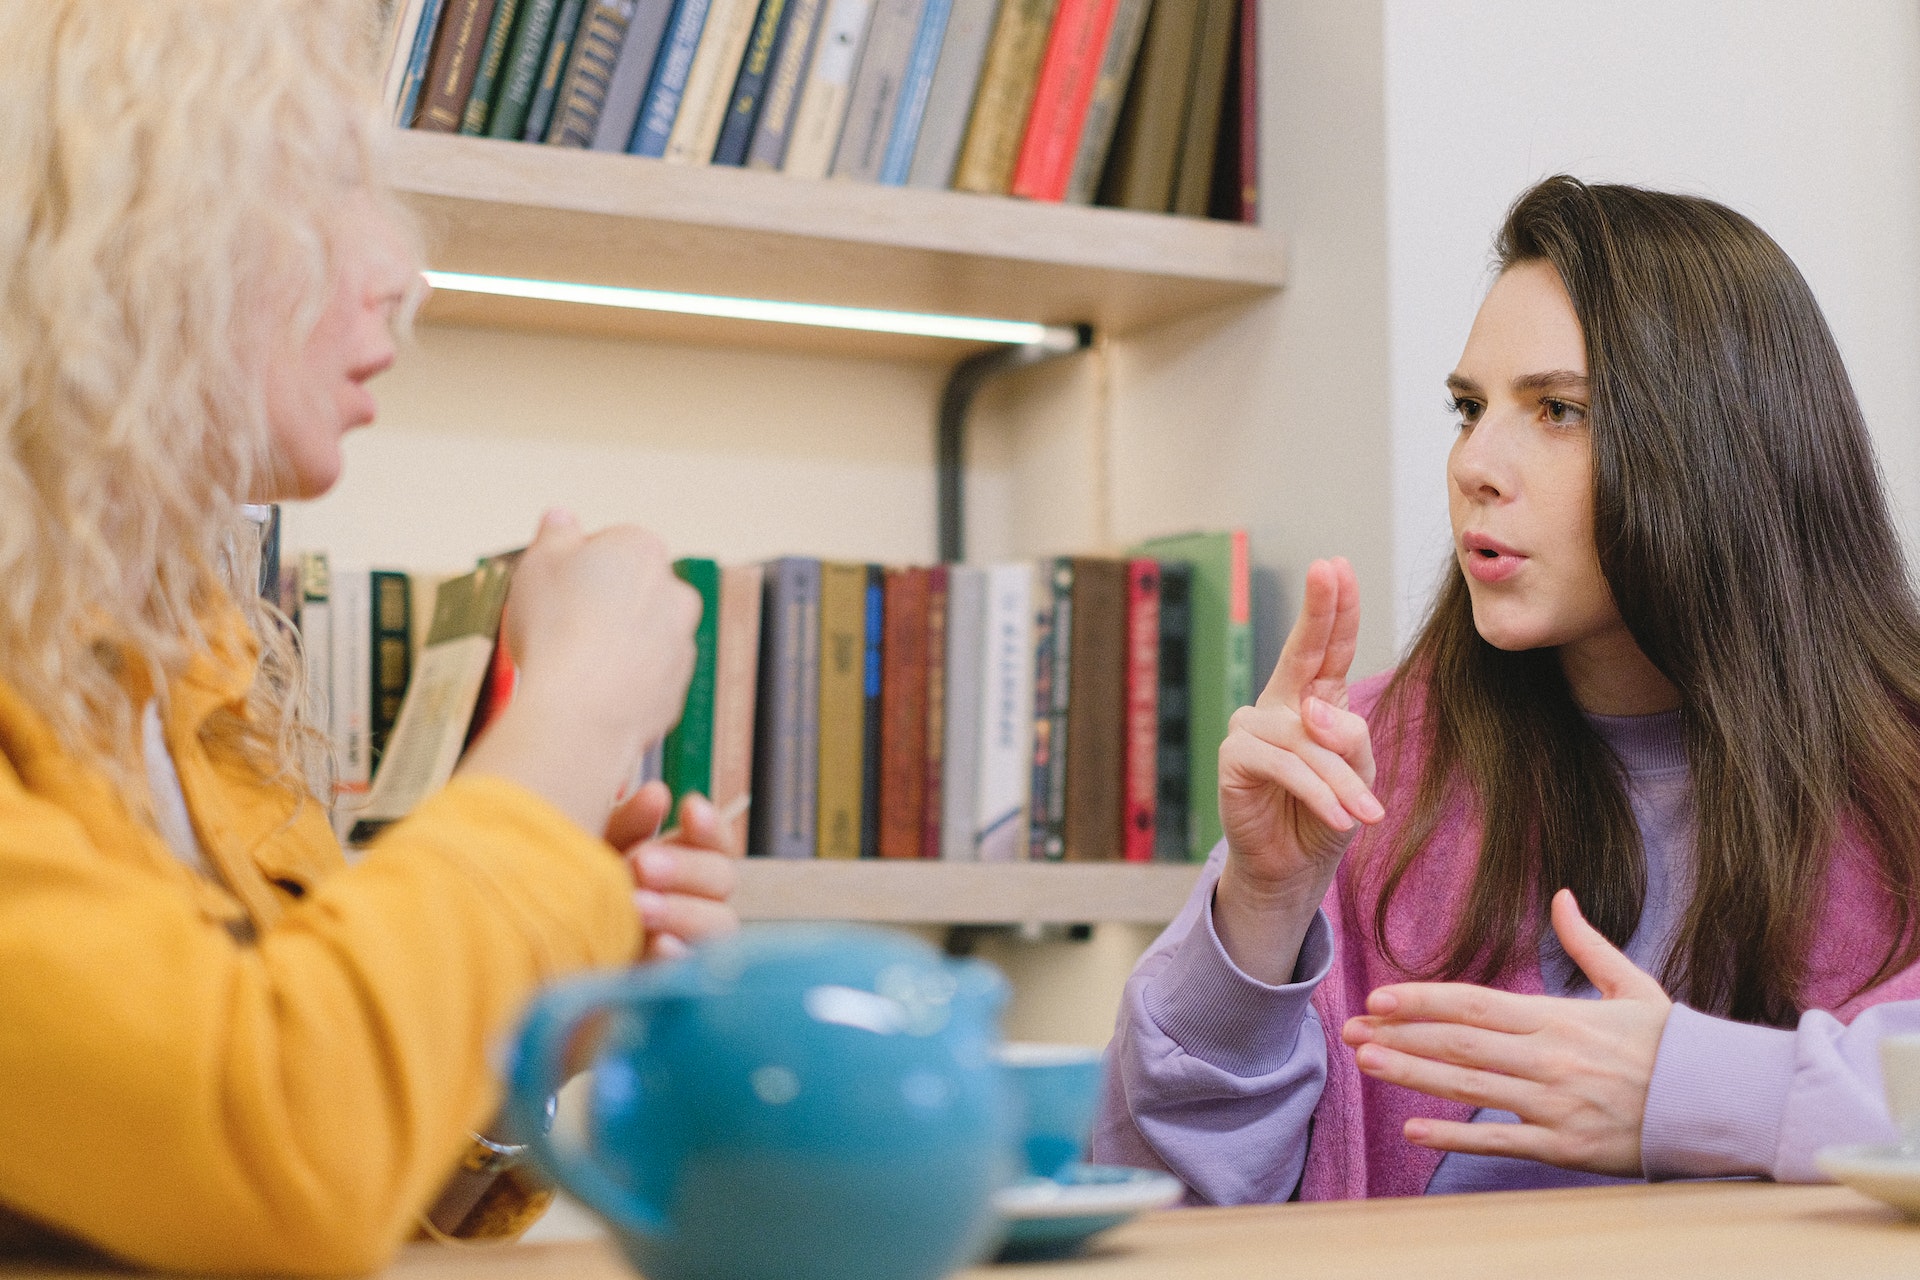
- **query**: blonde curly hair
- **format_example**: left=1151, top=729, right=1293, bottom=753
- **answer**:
left=0, top=0, right=414, bottom=806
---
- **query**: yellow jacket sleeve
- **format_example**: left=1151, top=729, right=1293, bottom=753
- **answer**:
left=0, top=767, right=639, bottom=1275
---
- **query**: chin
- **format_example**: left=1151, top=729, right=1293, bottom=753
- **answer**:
left=1467, top=602, right=1556, bottom=653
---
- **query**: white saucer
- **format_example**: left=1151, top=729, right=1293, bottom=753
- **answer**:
left=1816, top=1143, right=1920, bottom=1216
left=991, top=1164, right=1183, bottom=1259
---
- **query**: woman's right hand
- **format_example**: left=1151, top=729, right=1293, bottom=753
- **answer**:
left=1213, top=557, right=1383, bottom=983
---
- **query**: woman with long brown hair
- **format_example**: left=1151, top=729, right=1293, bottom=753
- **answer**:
left=1094, top=175, right=1920, bottom=1200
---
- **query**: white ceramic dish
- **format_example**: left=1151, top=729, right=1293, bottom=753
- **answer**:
left=1815, top=1143, right=1920, bottom=1216
left=991, top=1164, right=1184, bottom=1260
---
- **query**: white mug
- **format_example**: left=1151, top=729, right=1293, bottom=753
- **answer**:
left=1879, top=1034, right=1920, bottom=1153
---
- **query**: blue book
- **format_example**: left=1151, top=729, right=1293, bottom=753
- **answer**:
left=590, top=0, right=679, bottom=150
left=522, top=0, right=588, bottom=139
left=875, top=0, right=951, bottom=184
left=711, top=0, right=795, bottom=165
left=628, top=0, right=716, bottom=157
left=859, top=565, right=883, bottom=858
left=396, top=0, right=451, bottom=125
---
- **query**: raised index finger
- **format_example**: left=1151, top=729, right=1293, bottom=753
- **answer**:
left=1364, top=982, right=1550, bottom=1035
left=1260, top=559, right=1341, bottom=710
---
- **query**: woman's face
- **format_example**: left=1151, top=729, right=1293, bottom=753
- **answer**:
left=1445, top=261, right=1626, bottom=657
left=261, top=194, right=417, bottom=501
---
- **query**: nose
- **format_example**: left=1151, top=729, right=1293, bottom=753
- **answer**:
left=1450, top=415, right=1512, bottom=503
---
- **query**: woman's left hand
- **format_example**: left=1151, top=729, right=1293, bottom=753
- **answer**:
left=605, top=781, right=742, bottom=962
left=1340, top=889, right=1673, bottom=1177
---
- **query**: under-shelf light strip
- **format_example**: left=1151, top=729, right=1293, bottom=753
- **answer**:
left=422, top=270, right=1081, bottom=349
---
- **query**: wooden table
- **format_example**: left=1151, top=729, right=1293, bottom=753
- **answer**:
left=5, top=1182, right=1916, bottom=1279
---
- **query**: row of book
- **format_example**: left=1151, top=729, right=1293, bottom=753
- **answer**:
left=286, top=529, right=1249, bottom=860
left=381, top=0, right=1257, bottom=220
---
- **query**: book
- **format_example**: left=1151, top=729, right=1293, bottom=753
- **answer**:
left=859, top=565, right=884, bottom=858
left=464, top=549, right=527, bottom=751
left=950, top=0, right=1057, bottom=195
left=353, top=556, right=516, bottom=842
left=1095, top=0, right=1199, bottom=212
left=1132, top=530, right=1250, bottom=859
left=523, top=0, right=590, bottom=140
left=1007, top=0, right=1118, bottom=201
left=878, top=566, right=930, bottom=858
left=296, top=552, right=333, bottom=777
left=458, top=0, right=524, bottom=133
left=329, top=568, right=375, bottom=837
left=743, top=0, right=829, bottom=168
left=1121, top=557, right=1160, bottom=861
left=629, top=0, right=717, bottom=157
left=385, top=0, right=447, bottom=125
left=548, top=0, right=642, bottom=146
left=370, top=569, right=414, bottom=770
left=904, top=0, right=1000, bottom=189
left=1027, top=557, right=1071, bottom=860
left=875, top=0, right=955, bottom=185
left=1061, top=0, right=1149, bottom=204
left=938, top=566, right=985, bottom=860
left=973, top=563, right=1034, bottom=862
left=711, top=0, right=795, bottom=165
left=815, top=561, right=870, bottom=860
left=663, top=558, right=722, bottom=803
left=485, top=0, right=562, bottom=138
left=663, top=0, right=762, bottom=163
left=1208, top=0, right=1257, bottom=223
left=830, top=0, right=933, bottom=181
left=1171, top=0, right=1235, bottom=217
left=920, top=564, right=949, bottom=859
left=710, top=562, right=765, bottom=853
left=780, top=0, right=877, bottom=179
left=748, top=557, right=821, bottom=858
left=1152, top=559, right=1192, bottom=862
left=589, top=0, right=679, bottom=150
left=1061, top=557, right=1125, bottom=861
left=416, top=0, right=501, bottom=132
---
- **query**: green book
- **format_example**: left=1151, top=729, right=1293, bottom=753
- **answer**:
left=1129, top=530, right=1251, bottom=860
left=664, top=557, right=722, bottom=804
left=486, top=0, right=562, bottom=139
left=459, top=0, right=525, bottom=133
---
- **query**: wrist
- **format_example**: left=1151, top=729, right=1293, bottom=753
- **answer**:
left=1213, top=861, right=1333, bottom=986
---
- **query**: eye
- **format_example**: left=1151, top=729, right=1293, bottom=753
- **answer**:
left=1542, top=397, right=1588, bottom=427
left=1447, top=395, right=1484, bottom=428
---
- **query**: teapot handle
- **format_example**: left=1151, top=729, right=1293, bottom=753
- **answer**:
left=507, top=973, right=670, bottom=1239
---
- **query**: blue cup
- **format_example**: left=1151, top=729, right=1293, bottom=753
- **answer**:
left=996, top=1042, right=1105, bottom=1180
left=506, top=924, right=1021, bottom=1280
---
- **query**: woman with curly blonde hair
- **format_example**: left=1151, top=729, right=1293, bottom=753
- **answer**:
left=0, top=2, right=736, bottom=1271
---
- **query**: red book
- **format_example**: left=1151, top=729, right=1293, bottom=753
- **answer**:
left=1008, top=0, right=1121, bottom=202
left=1122, top=559, right=1161, bottom=862
left=921, top=566, right=949, bottom=860
left=879, top=567, right=931, bottom=859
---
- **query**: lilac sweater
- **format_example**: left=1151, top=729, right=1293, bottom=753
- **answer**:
left=1093, top=673, right=1920, bottom=1202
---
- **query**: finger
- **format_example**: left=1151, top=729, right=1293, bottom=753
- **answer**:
left=1229, top=703, right=1382, bottom=823
left=643, top=933, right=690, bottom=963
left=1364, top=982, right=1550, bottom=1035
left=1402, top=1116, right=1555, bottom=1163
left=673, top=793, right=728, bottom=853
left=1352, top=1041, right=1541, bottom=1115
left=631, top=845, right=741, bottom=904
left=606, top=780, right=672, bottom=850
left=1342, top=1014, right=1535, bottom=1079
left=1218, top=727, right=1355, bottom=833
left=1300, top=696, right=1379, bottom=797
left=635, top=890, right=740, bottom=948
left=1317, top=557, right=1361, bottom=689
left=532, top=506, right=584, bottom=550
left=1551, top=889, right=1665, bottom=1002
left=1259, top=560, right=1340, bottom=710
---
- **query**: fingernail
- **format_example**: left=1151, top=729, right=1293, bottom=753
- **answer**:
left=1358, top=793, right=1386, bottom=823
left=634, top=889, right=664, bottom=924
left=684, top=794, right=713, bottom=825
left=640, top=849, right=676, bottom=881
left=1355, top=1044, right=1385, bottom=1070
left=1369, top=990, right=1399, bottom=1015
left=653, top=935, right=690, bottom=960
left=542, top=507, right=579, bottom=529
left=1405, top=1119, right=1430, bottom=1141
left=1306, top=696, right=1332, bottom=729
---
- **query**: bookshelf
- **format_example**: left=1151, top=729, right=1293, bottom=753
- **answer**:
left=733, top=860, right=1204, bottom=925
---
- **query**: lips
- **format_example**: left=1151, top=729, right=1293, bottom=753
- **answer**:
left=1461, top=531, right=1526, bottom=584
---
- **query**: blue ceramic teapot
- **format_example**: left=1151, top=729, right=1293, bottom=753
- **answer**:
left=506, top=924, right=1018, bottom=1280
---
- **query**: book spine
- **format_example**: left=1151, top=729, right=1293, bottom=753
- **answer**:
left=939, top=567, right=986, bottom=861
left=417, top=0, right=501, bottom=132
left=330, top=569, right=374, bottom=837
left=1171, top=0, right=1236, bottom=216
left=523, top=0, right=589, bottom=139
left=920, top=563, right=948, bottom=860
left=1024, top=560, right=1054, bottom=861
left=876, top=0, right=954, bottom=184
left=973, top=563, right=1032, bottom=862
left=664, top=558, right=722, bottom=804
left=904, top=0, right=998, bottom=189
left=590, top=0, right=678, bottom=150
left=780, top=0, right=876, bottom=179
left=664, top=0, right=762, bottom=163
left=1097, top=0, right=1199, bottom=211
left=859, top=565, right=884, bottom=858
left=712, top=0, right=794, bottom=165
left=1236, top=0, right=1257, bottom=222
left=710, top=562, right=765, bottom=853
left=949, top=0, right=1057, bottom=194
left=385, top=0, right=439, bottom=124
left=1008, top=0, right=1117, bottom=201
left=370, top=570, right=413, bottom=770
left=1061, top=557, right=1124, bottom=862
left=814, top=562, right=869, bottom=859
left=1062, top=0, right=1148, bottom=204
left=549, top=0, right=641, bottom=145
left=486, top=0, right=561, bottom=138
left=829, top=0, right=928, bottom=181
left=748, top=558, right=821, bottom=858
left=743, top=0, right=827, bottom=168
left=298, top=552, right=334, bottom=774
left=459, top=0, right=524, bottom=133
left=1122, top=557, right=1160, bottom=862
left=629, top=0, right=716, bottom=156
left=1152, top=560, right=1192, bottom=862
left=878, top=566, right=930, bottom=859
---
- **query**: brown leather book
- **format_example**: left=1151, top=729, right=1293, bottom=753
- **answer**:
left=921, top=565, right=949, bottom=860
left=878, top=566, right=931, bottom=859
left=415, top=0, right=500, bottom=130
left=1096, top=0, right=1201, bottom=212
left=1062, top=556, right=1127, bottom=861
left=952, top=0, right=1061, bottom=194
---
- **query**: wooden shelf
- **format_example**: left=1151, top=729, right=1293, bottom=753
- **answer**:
left=732, top=860, right=1204, bottom=926
left=388, top=130, right=1287, bottom=357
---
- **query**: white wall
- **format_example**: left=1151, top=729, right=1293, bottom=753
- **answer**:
left=1382, top=0, right=1920, bottom=646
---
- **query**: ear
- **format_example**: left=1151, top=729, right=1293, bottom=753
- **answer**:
left=1550, top=889, right=1666, bottom=1002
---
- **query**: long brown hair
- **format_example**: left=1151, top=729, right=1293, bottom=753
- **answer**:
left=1374, top=176, right=1920, bottom=1025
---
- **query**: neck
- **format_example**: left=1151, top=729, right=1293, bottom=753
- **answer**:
left=1557, top=626, right=1681, bottom=715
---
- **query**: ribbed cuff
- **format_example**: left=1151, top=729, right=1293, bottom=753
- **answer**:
left=1641, top=1003, right=1796, bottom=1180
left=1142, top=896, right=1333, bottom=1078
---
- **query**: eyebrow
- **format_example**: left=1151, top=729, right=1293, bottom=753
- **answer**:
left=1445, top=370, right=1589, bottom=396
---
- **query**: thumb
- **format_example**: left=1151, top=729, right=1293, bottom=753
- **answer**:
left=534, top=506, right=583, bottom=548
left=1551, top=889, right=1665, bottom=1002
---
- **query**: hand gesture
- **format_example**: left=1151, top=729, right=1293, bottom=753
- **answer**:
left=605, top=782, right=742, bottom=963
left=1341, top=890, right=1674, bottom=1176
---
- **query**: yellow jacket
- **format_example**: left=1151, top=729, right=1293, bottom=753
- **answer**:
left=0, top=624, right=639, bottom=1274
